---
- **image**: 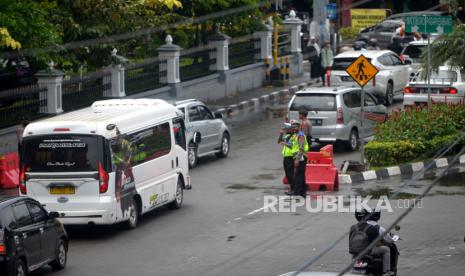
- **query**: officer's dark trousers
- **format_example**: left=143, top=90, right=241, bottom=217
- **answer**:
left=293, top=158, right=307, bottom=197
left=283, top=157, right=295, bottom=191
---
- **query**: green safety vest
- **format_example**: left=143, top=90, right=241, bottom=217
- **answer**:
left=281, top=134, right=294, bottom=157
left=290, top=132, right=309, bottom=156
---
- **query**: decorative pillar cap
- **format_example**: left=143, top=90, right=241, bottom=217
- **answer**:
left=209, top=24, right=231, bottom=41
left=157, top=35, right=182, bottom=52
left=34, top=61, right=64, bottom=77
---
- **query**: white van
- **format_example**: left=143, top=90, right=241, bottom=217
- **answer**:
left=19, top=99, right=191, bottom=229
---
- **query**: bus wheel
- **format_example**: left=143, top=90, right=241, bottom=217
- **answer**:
left=168, top=178, right=183, bottom=210
left=125, top=199, right=139, bottom=229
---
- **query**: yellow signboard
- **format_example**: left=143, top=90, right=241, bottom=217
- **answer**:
left=350, top=9, right=387, bottom=29
left=345, top=55, right=379, bottom=87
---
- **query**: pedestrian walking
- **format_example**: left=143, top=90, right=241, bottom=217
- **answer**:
left=289, top=120, right=309, bottom=198
left=320, top=42, right=334, bottom=86
left=307, top=37, right=322, bottom=83
left=278, top=123, right=295, bottom=195
left=16, top=118, right=29, bottom=154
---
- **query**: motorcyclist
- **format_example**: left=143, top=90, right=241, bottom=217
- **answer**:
left=350, top=209, right=398, bottom=276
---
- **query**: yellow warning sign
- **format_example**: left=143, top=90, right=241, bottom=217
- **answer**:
left=345, top=55, right=379, bottom=87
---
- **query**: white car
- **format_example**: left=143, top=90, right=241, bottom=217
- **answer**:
left=400, top=39, right=437, bottom=74
left=403, top=66, right=465, bottom=106
left=329, top=50, right=411, bottom=106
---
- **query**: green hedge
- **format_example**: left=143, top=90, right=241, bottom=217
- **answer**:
left=366, top=104, right=465, bottom=167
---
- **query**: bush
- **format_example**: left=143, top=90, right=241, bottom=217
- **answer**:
left=366, top=103, right=465, bottom=167
left=339, top=27, right=361, bottom=40
left=365, top=141, right=425, bottom=167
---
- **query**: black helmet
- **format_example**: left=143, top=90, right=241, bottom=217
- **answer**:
left=355, top=208, right=381, bottom=222
left=355, top=209, right=369, bottom=222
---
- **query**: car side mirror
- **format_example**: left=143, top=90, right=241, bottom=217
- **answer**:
left=214, top=112, right=223, bottom=119
left=403, top=59, right=412, bottom=65
left=48, top=211, right=60, bottom=220
left=394, top=225, right=401, bottom=231
left=193, top=132, right=202, bottom=144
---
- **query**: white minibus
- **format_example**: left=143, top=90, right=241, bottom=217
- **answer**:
left=20, top=99, right=190, bottom=228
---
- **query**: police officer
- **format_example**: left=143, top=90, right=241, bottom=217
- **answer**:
left=289, top=120, right=309, bottom=198
left=278, top=123, right=294, bottom=195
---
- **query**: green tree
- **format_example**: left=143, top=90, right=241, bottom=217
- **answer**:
left=424, top=25, right=465, bottom=71
left=0, top=0, right=61, bottom=49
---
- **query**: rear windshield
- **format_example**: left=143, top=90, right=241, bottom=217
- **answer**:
left=403, top=45, right=425, bottom=59
left=291, top=94, right=336, bottom=112
left=21, top=135, right=102, bottom=172
left=332, top=57, right=371, bottom=71
left=431, top=70, right=457, bottom=82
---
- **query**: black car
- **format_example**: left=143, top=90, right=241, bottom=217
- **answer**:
left=0, top=195, right=68, bottom=276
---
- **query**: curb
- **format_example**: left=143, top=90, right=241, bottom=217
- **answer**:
left=214, top=81, right=314, bottom=118
left=338, top=154, right=465, bottom=184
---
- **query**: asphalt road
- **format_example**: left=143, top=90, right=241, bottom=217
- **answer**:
left=27, top=101, right=465, bottom=276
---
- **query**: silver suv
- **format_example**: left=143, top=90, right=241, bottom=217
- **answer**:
left=175, top=99, right=230, bottom=167
left=287, top=87, right=387, bottom=151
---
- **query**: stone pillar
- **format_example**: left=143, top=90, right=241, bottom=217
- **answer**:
left=157, top=35, right=182, bottom=98
left=208, top=29, right=230, bottom=71
left=35, top=65, right=64, bottom=114
left=283, top=10, right=303, bottom=54
left=282, top=10, right=304, bottom=77
left=109, top=64, right=125, bottom=97
left=253, top=20, right=273, bottom=61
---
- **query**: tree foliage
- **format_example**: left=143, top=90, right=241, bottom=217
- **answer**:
left=0, top=0, right=61, bottom=50
left=423, top=24, right=465, bottom=71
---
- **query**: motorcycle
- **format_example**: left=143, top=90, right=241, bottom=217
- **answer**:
left=351, top=226, right=400, bottom=276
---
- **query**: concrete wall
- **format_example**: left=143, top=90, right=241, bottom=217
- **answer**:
left=128, top=61, right=267, bottom=103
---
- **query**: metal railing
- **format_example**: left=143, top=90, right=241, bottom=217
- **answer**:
left=278, top=32, right=292, bottom=57
left=180, top=49, right=216, bottom=82
left=0, top=85, right=47, bottom=128
left=125, top=59, right=167, bottom=95
left=229, top=38, right=260, bottom=69
left=62, top=72, right=111, bottom=112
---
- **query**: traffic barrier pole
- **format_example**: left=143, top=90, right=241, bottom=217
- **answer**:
left=285, top=57, right=290, bottom=80
left=265, top=58, right=271, bottom=81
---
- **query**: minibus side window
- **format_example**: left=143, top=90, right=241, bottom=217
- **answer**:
left=111, top=123, right=172, bottom=167
left=173, top=117, right=186, bottom=151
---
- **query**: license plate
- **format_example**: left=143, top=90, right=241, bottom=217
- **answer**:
left=311, top=119, right=323, bottom=126
left=341, top=76, right=353, bottom=81
left=50, top=186, right=75, bottom=195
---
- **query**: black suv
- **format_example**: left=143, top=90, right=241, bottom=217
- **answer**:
left=0, top=195, right=68, bottom=276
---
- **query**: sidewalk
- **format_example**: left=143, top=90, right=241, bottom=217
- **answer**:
left=206, top=62, right=311, bottom=109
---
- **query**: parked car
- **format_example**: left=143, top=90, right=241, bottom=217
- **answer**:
left=400, top=39, right=436, bottom=74
left=0, top=195, right=68, bottom=276
left=403, top=66, right=465, bottom=106
left=175, top=99, right=230, bottom=167
left=287, top=87, right=387, bottom=151
left=0, top=58, right=35, bottom=90
left=356, top=19, right=404, bottom=49
left=329, top=50, right=411, bottom=106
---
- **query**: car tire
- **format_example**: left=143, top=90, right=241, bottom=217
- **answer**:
left=216, top=133, right=230, bottom=158
left=385, top=82, right=394, bottom=106
left=50, top=239, right=67, bottom=271
left=125, top=199, right=139, bottom=230
left=345, top=129, right=359, bottom=151
left=167, top=178, right=183, bottom=210
left=188, top=143, right=198, bottom=168
left=14, top=259, right=26, bottom=276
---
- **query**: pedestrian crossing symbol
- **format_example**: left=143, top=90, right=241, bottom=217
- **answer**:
left=345, top=54, right=379, bottom=87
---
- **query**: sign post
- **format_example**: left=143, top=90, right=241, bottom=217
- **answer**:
left=345, top=55, right=379, bottom=165
left=405, top=15, right=453, bottom=110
